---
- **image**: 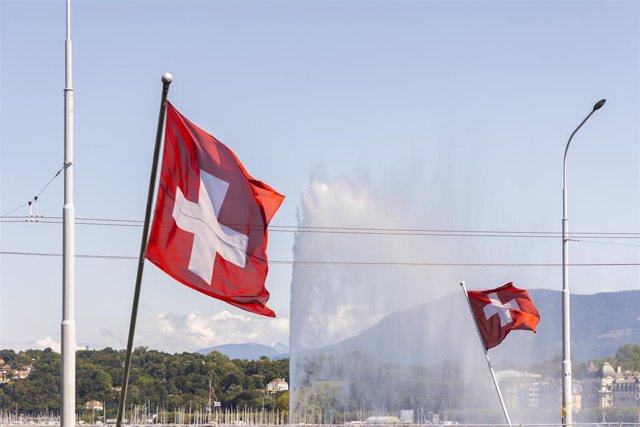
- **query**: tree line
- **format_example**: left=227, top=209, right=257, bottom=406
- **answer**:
left=1, top=344, right=638, bottom=421
left=291, top=344, right=640, bottom=424
left=0, top=347, right=289, bottom=416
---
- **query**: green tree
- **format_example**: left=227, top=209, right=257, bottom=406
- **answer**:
left=0, top=348, right=293, bottom=412
left=275, top=391, right=289, bottom=411
left=615, top=344, right=640, bottom=371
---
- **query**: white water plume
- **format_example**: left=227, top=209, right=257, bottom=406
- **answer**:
left=289, top=156, right=555, bottom=423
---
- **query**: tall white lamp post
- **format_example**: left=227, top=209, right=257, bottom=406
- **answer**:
left=61, top=1, right=76, bottom=426
left=562, top=98, right=606, bottom=426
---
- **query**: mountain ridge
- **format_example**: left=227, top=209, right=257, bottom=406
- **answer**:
left=196, top=342, right=289, bottom=360
left=314, top=288, right=640, bottom=366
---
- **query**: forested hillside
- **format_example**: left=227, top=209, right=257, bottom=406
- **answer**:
left=1, top=344, right=638, bottom=421
left=0, top=347, right=288, bottom=415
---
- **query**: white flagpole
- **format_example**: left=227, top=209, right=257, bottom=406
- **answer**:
left=61, top=0, right=76, bottom=426
left=460, top=281, right=512, bottom=427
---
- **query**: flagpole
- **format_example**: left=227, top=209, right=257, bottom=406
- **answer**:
left=116, top=73, right=173, bottom=427
left=61, top=1, right=75, bottom=426
left=460, top=281, right=512, bottom=427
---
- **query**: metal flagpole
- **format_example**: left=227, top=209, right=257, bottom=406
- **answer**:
left=460, top=281, right=512, bottom=427
left=115, top=73, right=173, bottom=427
left=61, top=1, right=75, bottom=426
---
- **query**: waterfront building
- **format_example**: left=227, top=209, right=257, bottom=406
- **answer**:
left=568, top=362, right=640, bottom=410
left=84, top=400, right=104, bottom=411
left=497, top=370, right=542, bottom=409
left=497, top=370, right=582, bottom=412
left=266, top=377, right=289, bottom=392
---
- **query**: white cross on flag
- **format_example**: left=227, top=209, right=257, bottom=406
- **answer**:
left=467, top=282, right=540, bottom=350
left=146, top=102, right=284, bottom=317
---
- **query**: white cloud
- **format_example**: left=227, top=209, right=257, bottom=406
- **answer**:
left=33, top=336, right=61, bottom=353
left=136, top=310, right=289, bottom=353
left=30, top=337, right=87, bottom=353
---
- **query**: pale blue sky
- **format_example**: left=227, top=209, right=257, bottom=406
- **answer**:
left=1, top=0, right=638, bottom=352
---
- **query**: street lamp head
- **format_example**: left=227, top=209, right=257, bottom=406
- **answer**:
left=593, top=99, right=606, bottom=111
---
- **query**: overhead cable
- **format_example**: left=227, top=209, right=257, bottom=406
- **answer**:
left=0, top=216, right=639, bottom=241
left=0, top=250, right=638, bottom=267
left=1, top=163, right=69, bottom=218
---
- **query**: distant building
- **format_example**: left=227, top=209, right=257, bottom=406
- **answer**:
left=364, top=416, right=402, bottom=424
left=84, top=400, right=104, bottom=411
left=579, top=362, right=640, bottom=409
left=498, top=370, right=582, bottom=412
left=497, top=363, right=640, bottom=412
left=0, top=364, right=13, bottom=382
left=266, top=378, right=288, bottom=392
left=612, top=372, right=640, bottom=407
left=497, top=370, right=541, bottom=409
left=16, top=365, right=32, bottom=379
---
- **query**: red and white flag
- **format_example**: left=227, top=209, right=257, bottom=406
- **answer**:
left=467, top=282, right=540, bottom=350
left=146, top=102, right=284, bottom=317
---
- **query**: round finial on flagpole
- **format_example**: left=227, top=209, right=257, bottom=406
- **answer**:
left=162, top=72, right=173, bottom=84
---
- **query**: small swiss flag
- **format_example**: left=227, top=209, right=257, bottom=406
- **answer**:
left=146, top=102, right=284, bottom=317
left=467, top=283, right=540, bottom=350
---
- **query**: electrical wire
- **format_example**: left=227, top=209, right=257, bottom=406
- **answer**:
left=0, top=250, right=638, bottom=267
left=568, top=238, right=640, bottom=248
left=0, top=204, right=30, bottom=218
left=1, top=163, right=69, bottom=218
left=1, top=216, right=639, bottom=241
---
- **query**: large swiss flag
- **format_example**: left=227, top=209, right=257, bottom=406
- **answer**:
left=467, top=283, right=540, bottom=350
left=146, top=102, right=284, bottom=317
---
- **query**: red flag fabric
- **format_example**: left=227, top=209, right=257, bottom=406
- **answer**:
left=146, top=102, right=284, bottom=317
left=467, top=282, right=540, bottom=350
